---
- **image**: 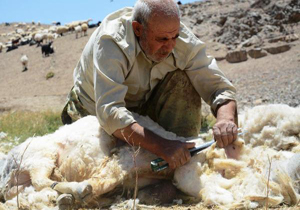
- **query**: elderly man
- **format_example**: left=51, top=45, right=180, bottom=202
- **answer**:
left=62, top=0, right=237, bottom=171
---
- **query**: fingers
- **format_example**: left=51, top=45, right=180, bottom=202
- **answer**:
left=186, top=142, right=196, bottom=149
left=213, top=121, right=238, bottom=148
left=213, top=126, right=223, bottom=148
left=169, top=152, right=191, bottom=169
left=168, top=142, right=192, bottom=169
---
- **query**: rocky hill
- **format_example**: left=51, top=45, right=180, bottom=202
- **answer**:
left=0, top=0, right=299, bottom=114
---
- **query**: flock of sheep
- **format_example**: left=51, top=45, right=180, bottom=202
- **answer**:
left=0, top=104, right=299, bottom=209
left=0, top=19, right=98, bottom=72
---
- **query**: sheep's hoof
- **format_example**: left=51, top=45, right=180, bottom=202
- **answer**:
left=57, top=193, right=74, bottom=210
left=76, top=181, right=93, bottom=204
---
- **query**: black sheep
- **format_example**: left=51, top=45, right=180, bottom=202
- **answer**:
left=41, top=42, right=54, bottom=57
left=6, top=45, right=18, bottom=52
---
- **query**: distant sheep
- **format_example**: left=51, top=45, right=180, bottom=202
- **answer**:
left=75, top=23, right=88, bottom=38
left=0, top=104, right=299, bottom=209
left=0, top=43, right=4, bottom=53
left=41, top=42, right=54, bottom=57
left=10, top=36, right=21, bottom=46
left=46, top=33, right=55, bottom=43
left=49, top=26, right=57, bottom=33
left=88, top=21, right=101, bottom=28
left=66, top=19, right=92, bottom=31
left=34, top=33, right=46, bottom=46
left=74, top=25, right=82, bottom=39
left=20, top=55, right=28, bottom=72
left=56, top=26, right=69, bottom=36
left=52, top=21, right=61, bottom=26
left=81, top=23, right=88, bottom=36
left=20, top=37, right=30, bottom=46
left=5, top=44, right=18, bottom=52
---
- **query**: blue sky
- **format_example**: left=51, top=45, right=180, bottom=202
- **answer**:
left=1, top=0, right=200, bottom=25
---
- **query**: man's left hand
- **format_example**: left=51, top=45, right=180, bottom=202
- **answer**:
left=213, top=119, right=238, bottom=148
left=213, top=100, right=238, bottom=148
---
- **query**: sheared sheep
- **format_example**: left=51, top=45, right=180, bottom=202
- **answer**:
left=0, top=104, right=299, bottom=210
left=20, top=55, right=28, bottom=72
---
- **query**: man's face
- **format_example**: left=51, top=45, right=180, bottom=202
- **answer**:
left=137, top=16, right=180, bottom=63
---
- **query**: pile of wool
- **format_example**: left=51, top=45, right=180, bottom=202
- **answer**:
left=239, top=104, right=300, bottom=150
left=174, top=104, right=300, bottom=209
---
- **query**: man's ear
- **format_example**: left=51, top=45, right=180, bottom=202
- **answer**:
left=132, top=21, right=143, bottom=37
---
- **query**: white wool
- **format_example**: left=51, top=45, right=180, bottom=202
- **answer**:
left=20, top=55, right=28, bottom=66
left=124, top=198, right=139, bottom=210
left=3, top=186, right=57, bottom=210
left=239, top=104, right=300, bottom=150
left=74, top=25, right=82, bottom=32
left=174, top=106, right=299, bottom=208
left=200, top=173, right=234, bottom=205
left=173, top=159, right=204, bottom=197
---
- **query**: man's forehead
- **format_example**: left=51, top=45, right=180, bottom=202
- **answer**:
left=147, top=16, right=180, bottom=34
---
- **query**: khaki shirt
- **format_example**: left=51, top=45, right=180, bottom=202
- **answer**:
left=73, top=7, right=236, bottom=135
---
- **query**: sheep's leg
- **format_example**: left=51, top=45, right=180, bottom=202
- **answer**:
left=29, top=165, right=92, bottom=204
left=52, top=181, right=93, bottom=204
left=86, top=176, right=124, bottom=198
left=3, top=169, right=31, bottom=200
left=4, top=184, right=27, bottom=200
left=30, top=166, right=57, bottom=191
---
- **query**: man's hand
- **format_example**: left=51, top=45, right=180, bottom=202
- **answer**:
left=113, top=123, right=195, bottom=170
left=213, top=100, right=238, bottom=148
left=158, top=140, right=195, bottom=170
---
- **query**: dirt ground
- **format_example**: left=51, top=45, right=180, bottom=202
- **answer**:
left=0, top=26, right=96, bottom=113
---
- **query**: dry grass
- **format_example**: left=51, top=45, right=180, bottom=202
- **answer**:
left=0, top=110, right=62, bottom=153
left=121, top=129, right=141, bottom=210
left=11, top=140, right=32, bottom=209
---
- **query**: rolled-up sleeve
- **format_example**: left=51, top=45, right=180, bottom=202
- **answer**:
left=93, top=36, right=136, bottom=135
left=184, top=42, right=236, bottom=116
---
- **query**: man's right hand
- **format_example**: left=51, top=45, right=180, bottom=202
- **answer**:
left=113, top=122, right=195, bottom=170
left=157, top=140, right=195, bottom=169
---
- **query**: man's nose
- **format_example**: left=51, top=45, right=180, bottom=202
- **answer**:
left=164, top=39, right=176, bottom=51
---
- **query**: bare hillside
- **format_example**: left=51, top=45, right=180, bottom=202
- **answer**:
left=0, top=0, right=299, bottom=114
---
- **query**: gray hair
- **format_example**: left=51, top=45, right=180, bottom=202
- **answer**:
left=132, top=0, right=180, bottom=27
